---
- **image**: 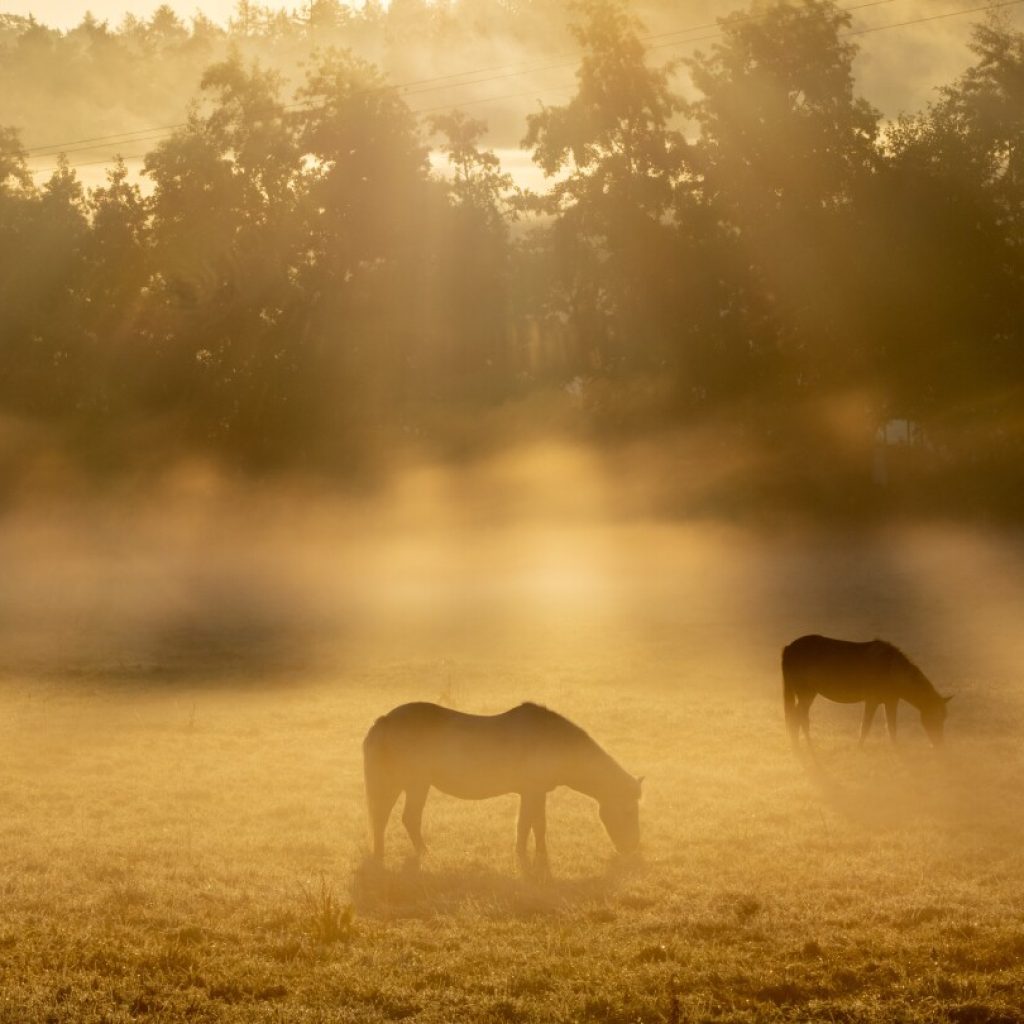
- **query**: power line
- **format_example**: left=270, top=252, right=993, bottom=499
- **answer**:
left=647, top=0, right=1024, bottom=51
left=362, top=0, right=911, bottom=101
left=26, top=121, right=189, bottom=156
left=26, top=0, right=1021, bottom=177
left=28, top=82, right=581, bottom=174
left=24, top=0, right=911, bottom=159
left=847, top=0, right=1024, bottom=35
left=637, top=0, right=907, bottom=43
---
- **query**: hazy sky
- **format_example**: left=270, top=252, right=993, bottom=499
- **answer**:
left=9, top=0, right=1024, bottom=167
left=0, top=0, right=238, bottom=26
left=14, top=0, right=1024, bottom=191
left=7, top=0, right=1024, bottom=34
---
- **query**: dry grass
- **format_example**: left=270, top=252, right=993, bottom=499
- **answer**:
left=1, top=653, right=1023, bottom=1022
left=0, top=478, right=1022, bottom=1022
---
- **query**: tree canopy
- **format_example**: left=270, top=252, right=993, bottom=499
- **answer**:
left=1, top=0, right=1022, bottom=518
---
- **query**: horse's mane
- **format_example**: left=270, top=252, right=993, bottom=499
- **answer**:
left=514, top=701, right=596, bottom=742
left=516, top=701, right=579, bottom=725
left=513, top=702, right=635, bottom=788
left=876, top=641, right=941, bottom=700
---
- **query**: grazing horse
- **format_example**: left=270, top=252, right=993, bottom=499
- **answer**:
left=363, top=702, right=642, bottom=872
left=782, top=635, right=951, bottom=748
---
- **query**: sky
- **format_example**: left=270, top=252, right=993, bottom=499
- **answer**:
left=0, top=0, right=239, bottom=26
left=6, top=0, right=1024, bottom=34
left=10, top=0, right=1024, bottom=191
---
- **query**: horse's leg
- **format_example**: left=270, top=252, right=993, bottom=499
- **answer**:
left=402, top=783, right=430, bottom=857
left=366, top=777, right=401, bottom=864
left=784, top=680, right=800, bottom=747
left=798, top=694, right=815, bottom=743
left=884, top=700, right=899, bottom=743
left=786, top=698, right=801, bottom=748
left=860, top=701, right=879, bottom=746
left=533, top=794, right=549, bottom=877
left=516, top=791, right=544, bottom=874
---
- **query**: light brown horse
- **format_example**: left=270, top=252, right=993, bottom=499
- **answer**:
left=363, top=702, right=642, bottom=872
left=782, top=634, right=951, bottom=748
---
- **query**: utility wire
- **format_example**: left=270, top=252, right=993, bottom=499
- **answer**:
left=24, top=0, right=911, bottom=158
left=343, top=0, right=911, bottom=100
left=30, top=83, right=581, bottom=174
left=25, top=0, right=1021, bottom=176
left=646, top=0, right=1024, bottom=50
left=846, top=0, right=1024, bottom=35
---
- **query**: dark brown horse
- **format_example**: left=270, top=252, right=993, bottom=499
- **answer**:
left=363, top=702, right=642, bottom=872
left=782, top=635, right=951, bottom=748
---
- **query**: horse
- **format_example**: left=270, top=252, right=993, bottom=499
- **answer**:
left=362, top=701, right=642, bottom=873
left=782, top=634, right=951, bottom=748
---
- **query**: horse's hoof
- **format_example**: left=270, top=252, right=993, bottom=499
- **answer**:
left=401, top=854, right=423, bottom=875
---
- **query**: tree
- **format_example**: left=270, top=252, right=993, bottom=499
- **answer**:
left=148, top=4, right=189, bottom=49
left=433, top=110, right=516, bottom=230
left=0, top=154, right=89, bottom=419
left=684, top=0, right=881, bottom=402
left=934, top=16, right=1024, bottom=240
left=305, top=0, right=351, bottom=38
left=522, top=0, right=686, bottom=378
left=0, top=128, right=38, bottom=415
left=0, top=125, right=32, bottom=197
left=866, top=16, right=1024, bottom=453
left=295, top=48, right=438, bottom=422
left=77, top=159, right=150, bottom=423
left=689, top=0, right=878, bottom=223
left=143, top=55, right=305, bottom=466
left=431, top=111, right=518, bottom=390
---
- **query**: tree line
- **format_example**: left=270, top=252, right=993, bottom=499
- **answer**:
left=0, top=0, right=569, bottom=148
left=1, top=0, right=1022, bottom=516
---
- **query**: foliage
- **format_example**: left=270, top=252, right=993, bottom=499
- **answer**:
left=683, top=0, right=881, bottom=406
left=873, top=16, right=1024, bottom=454
left=0, top=1, right=1022, bottom=514
left=522, top=0, right=686, bottom=376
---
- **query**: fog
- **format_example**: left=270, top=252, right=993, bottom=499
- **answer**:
left=3, top=5, right=1024, bottom=1019
left=3, top=0, right=1023, bottom=674
left=2, top=445, right=1022, bottom=704
left=10, top=0, right=1024, bottom=179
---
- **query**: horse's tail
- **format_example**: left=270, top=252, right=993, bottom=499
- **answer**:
left=363, top=715, right=382, bottom=774
left=363, top=716, right=399, bottom=858
left=363, top=717, right=391, bottom=801
left=781, top=644, right=799, bottom=746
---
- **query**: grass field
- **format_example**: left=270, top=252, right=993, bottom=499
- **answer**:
left=1, top=458, right=1023, bottom=1023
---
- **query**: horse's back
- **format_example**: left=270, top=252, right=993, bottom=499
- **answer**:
left=782, top=634, right=897, bottom=701
left=366, top=701, right=566, bottom=743
left=366, top=701, right=459, bottom=734
left=362, top=702, right=557, bottom=798
left=365, top=702, right=536, bottom=741
left=363, top=702, right=466, bottom=762
left=783, top=634, right=891, bottom=670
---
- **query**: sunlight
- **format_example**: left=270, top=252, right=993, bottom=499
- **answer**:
left=2, top=0, right=1023, bottom=1020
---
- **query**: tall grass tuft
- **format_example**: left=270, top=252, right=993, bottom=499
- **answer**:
left=301, top=876, right=354, bottom=945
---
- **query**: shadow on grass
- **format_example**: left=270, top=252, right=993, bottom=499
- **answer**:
left=350, top=854, right=637, bottom=919
left=0, top=600, right=335, bottom=687
left=801, top=742, right=1024, bottom=849
left=799, top=748, right=929, bottom=830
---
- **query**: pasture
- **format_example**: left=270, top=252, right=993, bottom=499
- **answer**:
left=0, top=462, right=1023, bottom=1023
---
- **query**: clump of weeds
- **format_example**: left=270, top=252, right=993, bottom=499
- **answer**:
left=300, top=875, right=355, bottom=945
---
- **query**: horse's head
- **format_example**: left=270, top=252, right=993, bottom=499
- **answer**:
left=599, top=776, right=642, bottom=854
left=921, top=695, right=952, bottom=746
